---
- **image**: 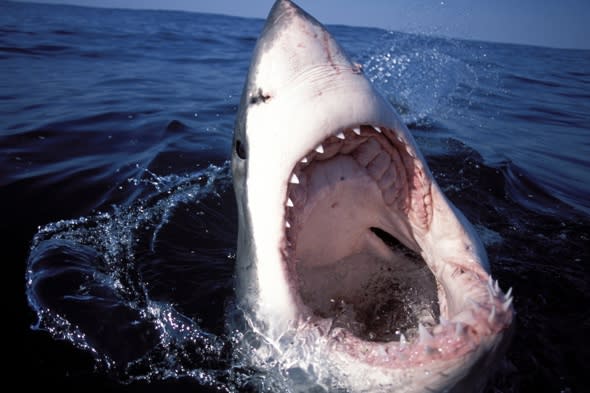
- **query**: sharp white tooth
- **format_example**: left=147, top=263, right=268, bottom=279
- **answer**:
left=301, top=157, right=308, bottom=163
left=315, top=144, right=324, bottom=154
left=399, top=333, right=407, bottom=350
left=418, top=324, right=433, bottom=344
left=502, top=296, right=513, bottom=311
left=487, top=286, right=495, bottom=303
left=374, top=126, right=383, bottom=133
left=285, top=221, right=291, bottom=228
left=406, top=147, right=415, bottom=158
left=290, top=173, right=300, bottom=184
left=455, top=322, right=464, bottom=336
left=488, top=306, right=496, bottom=324
left=336, top=131, right=345, bottom=140
left=286, top=198, right=294, bottom=207
left=494, top=279, right=500, bottom=294
left=353, top=127, right=361, bottom=135
left=488, top=276, right=494, bottom=288
left=396, top=135, right=403, bottom=142
left=505, top=287, right=513, bottom=298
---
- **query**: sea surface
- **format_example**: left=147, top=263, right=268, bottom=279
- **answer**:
left=3, top=1, right=589, bottom=392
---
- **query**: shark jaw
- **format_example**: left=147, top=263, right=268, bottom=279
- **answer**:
left=231, top=0, right=513, bottom=391
left=281, top=124, right=513, bottom=389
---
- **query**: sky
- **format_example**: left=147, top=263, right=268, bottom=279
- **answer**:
left=14, top=0, right=590, bottom=49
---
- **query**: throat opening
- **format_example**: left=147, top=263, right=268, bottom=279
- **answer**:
left=296, top=225, right=439, bottom=342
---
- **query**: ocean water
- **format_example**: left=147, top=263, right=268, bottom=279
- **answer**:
left=3, top=1, right=589, bottom=392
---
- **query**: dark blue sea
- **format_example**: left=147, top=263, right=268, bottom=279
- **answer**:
left=3, top=1, right=589, bottom=392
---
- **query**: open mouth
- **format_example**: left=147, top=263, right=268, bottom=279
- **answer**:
left=282, top=125, right=513, bottom=365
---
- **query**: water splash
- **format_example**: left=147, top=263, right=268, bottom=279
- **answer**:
left=26, top=162, right=242, bottom=389
left=362, top=32, right=480, bottom=127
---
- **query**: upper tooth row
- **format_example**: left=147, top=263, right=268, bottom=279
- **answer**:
left=301, top=126, right=408, bottom=165
left=307, top=126, right=395, bottom=157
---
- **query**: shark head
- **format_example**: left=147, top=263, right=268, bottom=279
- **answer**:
left=231, top=1, right=513, bottom=391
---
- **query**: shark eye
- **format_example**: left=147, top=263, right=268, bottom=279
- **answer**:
left=235, top=139, right=247, bottom=159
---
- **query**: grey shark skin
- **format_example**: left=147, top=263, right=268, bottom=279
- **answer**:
left=231, top=1, right=513, bottom=392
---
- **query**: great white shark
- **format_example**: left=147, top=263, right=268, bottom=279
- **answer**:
left=231, top=1, right=514, bottom=391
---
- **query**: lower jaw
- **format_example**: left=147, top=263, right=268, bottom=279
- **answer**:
left=284, top=262, right=512, bottom=372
